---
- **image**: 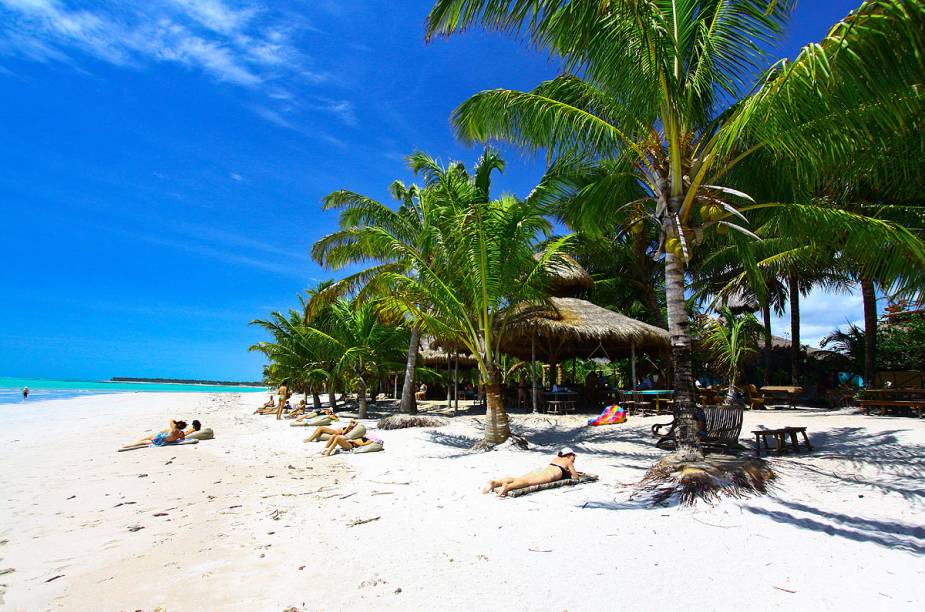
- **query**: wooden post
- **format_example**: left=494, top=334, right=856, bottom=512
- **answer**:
left=531, top=333, right=538, bottom=413
left=453, top=351, right=459, bottom=416
left=631, top=342, right=637, bottom=390
left=446, top=349, right=452, bottom=408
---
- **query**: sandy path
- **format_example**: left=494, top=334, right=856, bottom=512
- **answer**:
left=1, top=394, right=923, bottom=611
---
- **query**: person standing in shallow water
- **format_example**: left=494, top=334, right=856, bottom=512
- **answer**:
left=22, top=387, right=29, bottom=401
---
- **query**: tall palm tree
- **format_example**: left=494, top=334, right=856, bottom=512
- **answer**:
left=378, top=189, right=570, bottom=445
left=426, top=0, right=925, bottom=455
left=311, top=149, right=507, bottom=415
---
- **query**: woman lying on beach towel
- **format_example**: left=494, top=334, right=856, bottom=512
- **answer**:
left=482, top=448, right=579, bottom=496
left=304, top=419, right=358, bottom=443
left=320, top=431, right=379, bottom=456
left=122, top=420, right=188, bottom=449
left=294, top=407, right=336, bottom=424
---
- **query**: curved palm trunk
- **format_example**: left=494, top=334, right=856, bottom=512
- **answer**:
left=788, top=272, right=801, bottom=385
left=399, top=321, right=422, bottom=414
left=484, top=369, right=510, bottom=445
left=310, top=385, right=322, bottom=412
left=357, top=375, right=368, bottom=419
left=664, top=246, right=700, bottom=455
left=861, top=277, right=877, bottom=387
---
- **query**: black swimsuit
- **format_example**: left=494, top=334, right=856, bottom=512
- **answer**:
left=550, top=464, right=570, bottom=481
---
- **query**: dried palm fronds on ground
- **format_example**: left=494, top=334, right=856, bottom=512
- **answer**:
left=377, top=414, right=448, bottom=430
left=635, top=453, right=776, bottom=506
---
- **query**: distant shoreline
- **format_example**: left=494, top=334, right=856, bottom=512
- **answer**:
left=110, top=377, right=264, bottom=387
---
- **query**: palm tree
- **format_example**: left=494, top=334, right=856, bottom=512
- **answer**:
left=426, top=0, right=925, bottom=456
left=249, top=296, right=333, bottom=409
left=378, top=189, right=570, bottom=445
left=311, top=149, right=507, bottom=415
left=702, top=308, right=762, bottom=404
left=301, top=299, right=410, bottom=419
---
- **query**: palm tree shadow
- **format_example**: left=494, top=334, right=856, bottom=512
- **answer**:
left=776, top=426, right=925, bottom=501
left=743, top=497, right=925, bottom=554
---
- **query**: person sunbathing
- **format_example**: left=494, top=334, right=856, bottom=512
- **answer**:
left=321, top=431, right=377, bottom=456
left=482, top=447, right=579, bottom=496
left=261, top=395, right=275, bottom=408
left=294, top=406, right=336, bottom=423
left=304, top=419, right=357, bottom=443
left=286, top=399, right=308, bottom=418
left=123, top=420, right=188, bottom=449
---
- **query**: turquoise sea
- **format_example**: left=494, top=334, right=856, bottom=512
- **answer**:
left=0, top=377, right=266, bottom=405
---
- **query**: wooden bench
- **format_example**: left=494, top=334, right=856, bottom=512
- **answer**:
left=545, top=400, right=576, bottom=415
left=752, top=427, right=813, bottom=456
left=859, top=400, right=925, bottom=417
left=653, top=405, right=745, bottom=452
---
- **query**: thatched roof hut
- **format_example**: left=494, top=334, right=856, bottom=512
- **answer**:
left=501, top=297, right=671, bottom=362
left=418, top=338, right=479, bottom=368
left=539, top=253, right=594, bottom=297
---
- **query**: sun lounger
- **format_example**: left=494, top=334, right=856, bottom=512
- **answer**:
left=117, top=438, right=199, bottom=452
left=506, top=473, right=598, bottom=498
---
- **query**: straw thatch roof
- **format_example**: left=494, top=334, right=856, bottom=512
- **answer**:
left=501, top=297, right=670, bottom=362
left=418, top=341, right=479, bottom=367
left=539, top=253, right=594, bottom=297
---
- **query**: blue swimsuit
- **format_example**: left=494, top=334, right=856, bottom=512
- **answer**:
left=151, top=432, right=170, bottom=446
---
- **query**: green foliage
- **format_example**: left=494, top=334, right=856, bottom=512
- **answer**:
left=701, top=307, right=762, bottom=386
left=823, top=311, right=925, bottom=373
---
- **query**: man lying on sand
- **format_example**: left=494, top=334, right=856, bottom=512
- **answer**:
left=304, top=419, right=357, bottom=443
left=321, top=430, right=378, bottom=456
left=123, top=420, right=188, bottom=449
left=482, top=448, right=579, bottom=496
left=286, top=399, right=308, bottom=418
left=261, top=395, right=275, bottom=408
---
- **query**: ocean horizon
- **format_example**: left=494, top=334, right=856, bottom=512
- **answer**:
left=0, top=376, right=266, bottom=405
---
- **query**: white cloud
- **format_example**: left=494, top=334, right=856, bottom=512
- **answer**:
left=0, top=1, right=307, bottom=86
left=769, top=286, right=868, bottom=348
left=0, top=1, right=359, bottom=138
left=229, top=171, right=242, bottom=181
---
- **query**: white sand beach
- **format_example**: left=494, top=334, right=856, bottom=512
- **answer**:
left=1, top=393, right=923, bottom=611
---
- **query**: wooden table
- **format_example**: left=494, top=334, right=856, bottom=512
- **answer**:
left=760, top=386, right=804, bottom=409
left=752, top=427, right=813, bottom=456
left=543, top=391, right=578, bottom=414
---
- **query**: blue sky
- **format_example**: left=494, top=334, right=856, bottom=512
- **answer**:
left=1, top=0, right=866, bottom=381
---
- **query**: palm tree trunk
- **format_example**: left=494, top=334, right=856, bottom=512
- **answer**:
left=327, top=374, right=336, bottom=409
left=310, top=385, right=322, bottom=412
left=357, top=375, right=368, bottom=419
left=484, top=368, right=510, bottom=445
left=861, top=277, right=877, bottom=387
left=664, top=245, right=700, bottom=455
left=399, top=321, right=421, bottom=414
left=788, top=272, right=800, bottom=385
left=761, top=298, right=773, bottom=385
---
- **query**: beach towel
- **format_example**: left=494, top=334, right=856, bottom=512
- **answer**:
left=118, top=438, right=199, bottom=452
left=588, top=404, right=626, bottom=426
left=186, top=428, right=214, bottom=441
left=319, top=423, right=366, bottom=442
left=290, top=415, right=334, bottom=427
left=506, top=473, right=599, bottom=498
